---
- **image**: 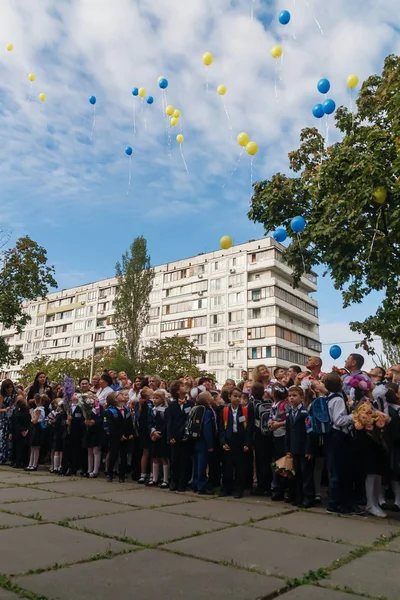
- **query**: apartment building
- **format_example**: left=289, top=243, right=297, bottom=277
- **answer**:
left=0, top=237, right=321, bottom=384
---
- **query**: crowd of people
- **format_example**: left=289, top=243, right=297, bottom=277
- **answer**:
left=1, top=356, right=400, bottom=519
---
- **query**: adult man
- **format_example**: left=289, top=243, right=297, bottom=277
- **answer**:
left=224, top=378, right=236, bottom=389
left=342, top=353, right=366, bottom=394
left=272, top=367, right=287, bottom=383
left=91, top=375, right=101, bottom=394
left=305, top=356, right=325, bottom=381
left=369, top=366, right=385, bottom=385
left=79, top=378, right=91, bottom=393
left=108, top=370, right=121, bottom=392
left=288, top=365, right=302, bottom=381
left=240, top=370, right=248, bottom=382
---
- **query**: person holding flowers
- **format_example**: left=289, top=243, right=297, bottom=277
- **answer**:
left=81, top=392, right=104, bottom=478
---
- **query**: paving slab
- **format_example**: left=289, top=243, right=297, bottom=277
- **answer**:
left=94, top=489, right=196, bottom=508
left=0, top=486, right=61, bottom=503
left=14, top=548, right=285, bottom=600
left=386, top=537, right=400, bottom=552
left=0, top=474, right=62, bottom=485
left=0, top=590, right=21, bottom=600
left=320, top=550, right=400, bottom=599
left=5, top=496, right=135, bottom=521
left=0, top=512, right=38, bottom=528
left=73, top=509, right=228, bottom=544
left=0, top=523, right=133, bottom=575
left=32, top=480, right=140, bottom=495
left=278, top=586, right=365, bottom=599
left=160, top=498, right=292, bottom=524
left=166, top=526, right=357, bottom=578
left=253, top=511, right=400, bottom=546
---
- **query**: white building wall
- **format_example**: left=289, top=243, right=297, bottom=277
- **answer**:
left=0, top=237, right=321, bottom=385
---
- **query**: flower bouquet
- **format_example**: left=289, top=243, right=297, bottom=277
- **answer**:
left=63, top=375, right=75, bottom=434
left=81, top=393, right=96, bottom=421
left=353, top=401, right=389, bottom=432
left=271, top=455, right=295, bottom=479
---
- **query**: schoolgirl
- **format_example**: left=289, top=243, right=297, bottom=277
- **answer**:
left=65, top=393, right=85, bottom=476
left=268, top=384, right=290, bottom=501
left=251, top=381, right=273, bottom=497
left=385, top=383, right=400, bottom=511
left=116, top=391, right=134, bottom=482
left=166, top=380, right=194, bottom=492
left=191, top=391, right=215, bottom=495
left=46, top=399, right=59, bottom=472
left=25, top=394, right=46, bottom=471
left=10, top=397, right=31, bottom=469
left=133, top=386, right=153, bottom=484
left=148, top=389, right=170, bottom=488
left=52, top=400, right=67, bottom=474
left=84, top=395, right=104, bottom=479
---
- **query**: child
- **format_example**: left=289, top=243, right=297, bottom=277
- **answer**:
left=285, top=386, right=316, bottom=508
left=219, top=386, right=250, bottom=499
left=191, top=391, right=215, bottom=496
left=84, top=395, right=104, bottom=479
left=132, top=386, right=153, bottom=484
left=251, top=382, right=273, bottom=497
left=386, top=383, right=400, bottom=511
left=104, top=392, right=125, bottom=483
left=52, top=400, right=67, bottom=474
left=46, top=399, right=59, bottom=473
left=166, top=380, right=194, bottom=492
left=268, top=384, right=290, bottom=501
left=148, top=390, right=170, bottom=488
left=65, top=393, right=84, bottom=476
left=25, top=394, right=46, bottom=471
left=10, top=397, right=30, bottom=469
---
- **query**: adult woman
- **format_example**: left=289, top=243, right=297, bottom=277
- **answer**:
left=96, top=374, right=114, bottom=407
left=27, top=372, right=53, bottom=406
left=252, top=365, right=271, bottom=390
left=0, top=379, right=17, bottom=464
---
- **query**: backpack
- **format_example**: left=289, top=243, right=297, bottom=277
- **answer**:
left=307, top=395, right=334, bottom=435
left=186, top=405, right=206, bottom=439
left=223, top=406, right=248, bottom=429
left=255, top=402, right=272, bottom=436
left=387, top=405, right=400, bottom=443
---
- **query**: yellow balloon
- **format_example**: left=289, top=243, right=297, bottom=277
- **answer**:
left=170, top=117, right=179, bottom=126
left=246, top=141, right=258, bottom=156
left=176, top=134, right=184, bottom=143
left=138, top=87, right=146, bottom=97
left=271, top=45, right=283, bottom=59
left=373, top=187, right=387, bottom=204
left=220, top=236, right=233, bottom=250
left=166, top=105, right=174, bottom=116
left=217, top=84, right=227, bottom=95
left=203, top=52, right=213, bottom=66
left=158, top=76, right=165, bottom=83
left=6, top=43, right=13, bottom=51
left=39, top=93, right=46, bottom=102
left=173, top=109, right=181, bottom=118
left=347, top=74, right=359, bottom=89
left=28, top=73, right=36, bottom=82
left=237, top=132, right=249, bottom=147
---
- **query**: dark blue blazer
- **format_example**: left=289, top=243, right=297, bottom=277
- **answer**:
left=285, top=406, right=316, bottom=456
left=219, top=405, right=249, bottom=449
left=166, top=400, right=194, bottom=442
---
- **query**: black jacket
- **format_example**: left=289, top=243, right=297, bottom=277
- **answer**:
left=285, top=405, right=317, bottom=456
left=166, top=400, right=194, bottom=442
left=149, top=405, right=168, bottom=437
left=219, top=405, right=249, bottom=449
left=69, top=404, right=84, bottom=439
left=10, top=407, right=31, bottom=440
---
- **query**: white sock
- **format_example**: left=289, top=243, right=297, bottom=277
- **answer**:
left=152, top=463, right=159, bottom=483
left=32, top=447, right=40, bottom=468
left=54, top=455, right=60, bottom=470
left=88, top=450, right=94, bottom=474
left=140, top=472, right=146, bottom=479
left=93, top=448, right=101, bottom=475
left=375, top=475, right=385, bottom=506
left=50, top=450, right=55, bottom=469
left=392, top=481, right=400, bottom=507
left=366, top=474, right=377, bottom=510
left=163, top=463, right=170, bottom=484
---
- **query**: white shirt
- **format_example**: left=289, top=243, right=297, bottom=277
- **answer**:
left=34, top=406, right=45, bottom=423
left=96, top=386, right=114, bottom=407
left=231, top=407, right=238, bottom=433
left=327, top=393, right=353, bottom=433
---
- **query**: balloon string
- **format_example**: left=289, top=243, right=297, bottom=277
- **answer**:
left=349, top=91, right=355, bottom=135
left=297, top=233, right=307, bottom=273
left=90, top=106, right=96, bottom=142
left=279, top=54, right=283, bottom=82
left=222, top=100, right=233, bottom=137
left=368, top=209, right=382, bottom=262
left=250, top=157, right=254, bottom=187
left=132, top=99, right=136, bottom=135
left=180, top=144, right=189, bottom=173
left=126, top=156, right=132, bottom=195
left=274, top=62, right=279, bottom=100
left=28, top=81, right=32, bottom=103
left=206, top=69, right=209, bottom=92
left=325, top=115, right=330, bottom=151
left=222, top=148, right=244, bottom=189
left=306, top=1, right=324, bottom=34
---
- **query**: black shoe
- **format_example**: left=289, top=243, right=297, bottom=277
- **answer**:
left=119, top=478, right=125, bottom=483
left=159, top=482, right=169, bottom=489
left=251, top=488, right=266, bottom=497
left=300, top=500, right=315, bottom=509
left=271, top=492, right=284, bottom=502
left=380, top=502, right=390, bottom=510
left=198, top=489, right=214, bottom=496
left=326, top=504, right=341, bottom=514
left=107, top=475, right=113, bottom=482
left=349, top=505, right=365, bottom=516
left=219, top=491, right=232, bottom=497
left=65, top=470, right=76, bottom=477
left=177, top=486, right=186, bottom=492
left=234, top=492, right=243, bottom=499
left=169, top=483, right=178, bottom=492
left=315, top=495, right=322, bottom=504
left=392, top=504, right=400, bottom=512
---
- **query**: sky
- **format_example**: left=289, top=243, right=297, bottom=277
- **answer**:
left=0, top=0, right=398, bottom=370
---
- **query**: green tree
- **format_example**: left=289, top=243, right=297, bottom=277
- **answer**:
left=249, top=54, right=400, bottom=349
left=113, top=237, right=154, bottom=371
left=141, top=337, right=206, bottom=382
left=0, top=236, right=57, bottom=366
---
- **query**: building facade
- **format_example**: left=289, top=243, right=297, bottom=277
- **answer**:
left=0, top=237, right=321, bottom=384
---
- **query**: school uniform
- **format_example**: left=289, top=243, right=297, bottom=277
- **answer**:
left=30, top=406, right=45, bottom=447
left=285, top=404, right=316, bottom=506
left=251, top=398, right=273, bottom=494
left=166, top=399, right=194, bottom=491
left=220, top=404, right=249, bottom=496
left=207, top=404, right=222, bottom=488
left=53, top=411, right=68, bottom=453
left=66, top=403, right=84, bottom=475
left=104, top=405, right=133, bottom=481
left=149, top=405, right=169, bottom=460
left=192, top=407, right=215, bottom=494
left=133, top=400, right=153, bottom=451
left=10, top=406, right=31, bottom=468
left=84, top=405, right=104, bottom=449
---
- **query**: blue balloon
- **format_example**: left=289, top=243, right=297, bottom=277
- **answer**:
left=125, top=146, right=133, bottom=156
left=323, top=98, right=336, bottom=115
left=312, top=103, right=325, bottom=119
left=278, top=10, right=291, bottom=25
left=291, top=216, right=306, bottom=233
left=159, top=78, right=168, bottom=89
left=329, top=345, right=342, bottom=360
left=132, top=88, right=139, bottom=96
left=273, top=227, right=287, bottom=243
left=146, top=96, right=154, bottom=104
left=89, top=95, right=96, bottom=105
left=317, top=78, right=330, bottom=94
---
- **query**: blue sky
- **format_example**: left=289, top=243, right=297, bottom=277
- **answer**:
left=1, top=0, right=398, bottom=369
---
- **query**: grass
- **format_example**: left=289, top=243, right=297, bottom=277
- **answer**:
left=0, top=573, right=55, bottom=600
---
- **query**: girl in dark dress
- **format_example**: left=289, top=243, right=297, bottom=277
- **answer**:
left=52, top=401, right=67, bottom=474
left=148, top=390, right=169, bottom=488
left=10, top=398, right=31, bottom=468
left=25, top=395, right=46, bottom=471
left=0, top=379, right=17, bottom=464
left=85, top=396, right=104, bottom=478
left=133, top=386, right=153, bottom=484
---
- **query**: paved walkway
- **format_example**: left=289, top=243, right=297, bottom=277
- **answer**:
left=0, top=467, right=399, bottom=600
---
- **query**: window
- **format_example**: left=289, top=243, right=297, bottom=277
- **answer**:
left=210, top=313, right=223, bottom=327
left=86, top=305, right=94, bottom=316
left=83, top=349, right=92, bottom=358
left=149, top=307, right=160, bottom=319
left=150, top=290, right=161, bottom=302
left=197, top=299, right=207, bottom=309
left=210, top=296, right=225, bottom=308
left=163, top=268, right=193, bottom=283
left=248, top=346, right=272, bottom=359
left=248, top=287, right=274, bottom=301
left=76, top=308, right=85, bottom=318
left=275, top=286, right=318, bottom=317
left=98, top=302, right=109, bottom=312
left=276, top=326, right=322, bottom=352
left=99, top=288, right=110, bottom=299
left=77, top=293, right=86, bottom=303
left=213, top=262, right=218, bottom=271
left=228, top=292, right=244, bottom=306
left=48, top=300, right=60, bottom=309
left=56, top=310, right=73, bottom=321
left=33, top=341, right=41, bottom=351
left=276, top=346, right=309, bottom=365
left=209, top=351, right=225, bottom=365
left=248, top=306, right=275, bottom=320
left=96, top=332, right=105, bottom=342
left=228, top=273, right=244, bottom=287
left=192, top=316, right=207, bottom=328
left=74, top=321, right=84, bottom=330
left=247, top=325, right=275, bottom=339
left=86, top=320, right=94, bottom=329
left=193, top=333, right=206, bottom=345
left=84, top=334, right=93, bottom=343
left=210, top=331, right=225, bottom=344
left=251, top=253, right=256, bottom=263
left=228, top=348, right=243, bottom=363
left=60, top=297, right=73, bottom=306
left=36, top=316, right=45, bottom=326
left=34, top=329, right=41, bottom=338
left=210, top=279, right=224, bottom=292
left=195, top=264, right=205, bottom=275
left=228, top=328, right=244, bottom=342
left=146, top=324, right=158, bottom=336
left=160, top=318, right=190, bottom=332
left=162, top=301, right=192, bottom=315
left=228, top=310, right=244, bottom=324
left=88, top=291, right=97, bottom=301
left=73, top=336, right=81, bottom=345
left=105, top=330, right=116, bottom=340
left=97, top=318, right=106, bottom=327
left=38, top=303, right=46, bottom=314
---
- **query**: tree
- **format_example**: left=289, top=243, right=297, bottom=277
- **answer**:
left=0, top=236, right=57, bottom=365
left=141, top=337, right=206, bottom=382
left=113, top=237, right=154, bottom=371
left=248, top=54, right=400, bottom=349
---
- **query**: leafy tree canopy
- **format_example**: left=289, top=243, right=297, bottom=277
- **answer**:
left=141, top=337, right=207, bottom=382
left=249, top=54, right=400, bottom=348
